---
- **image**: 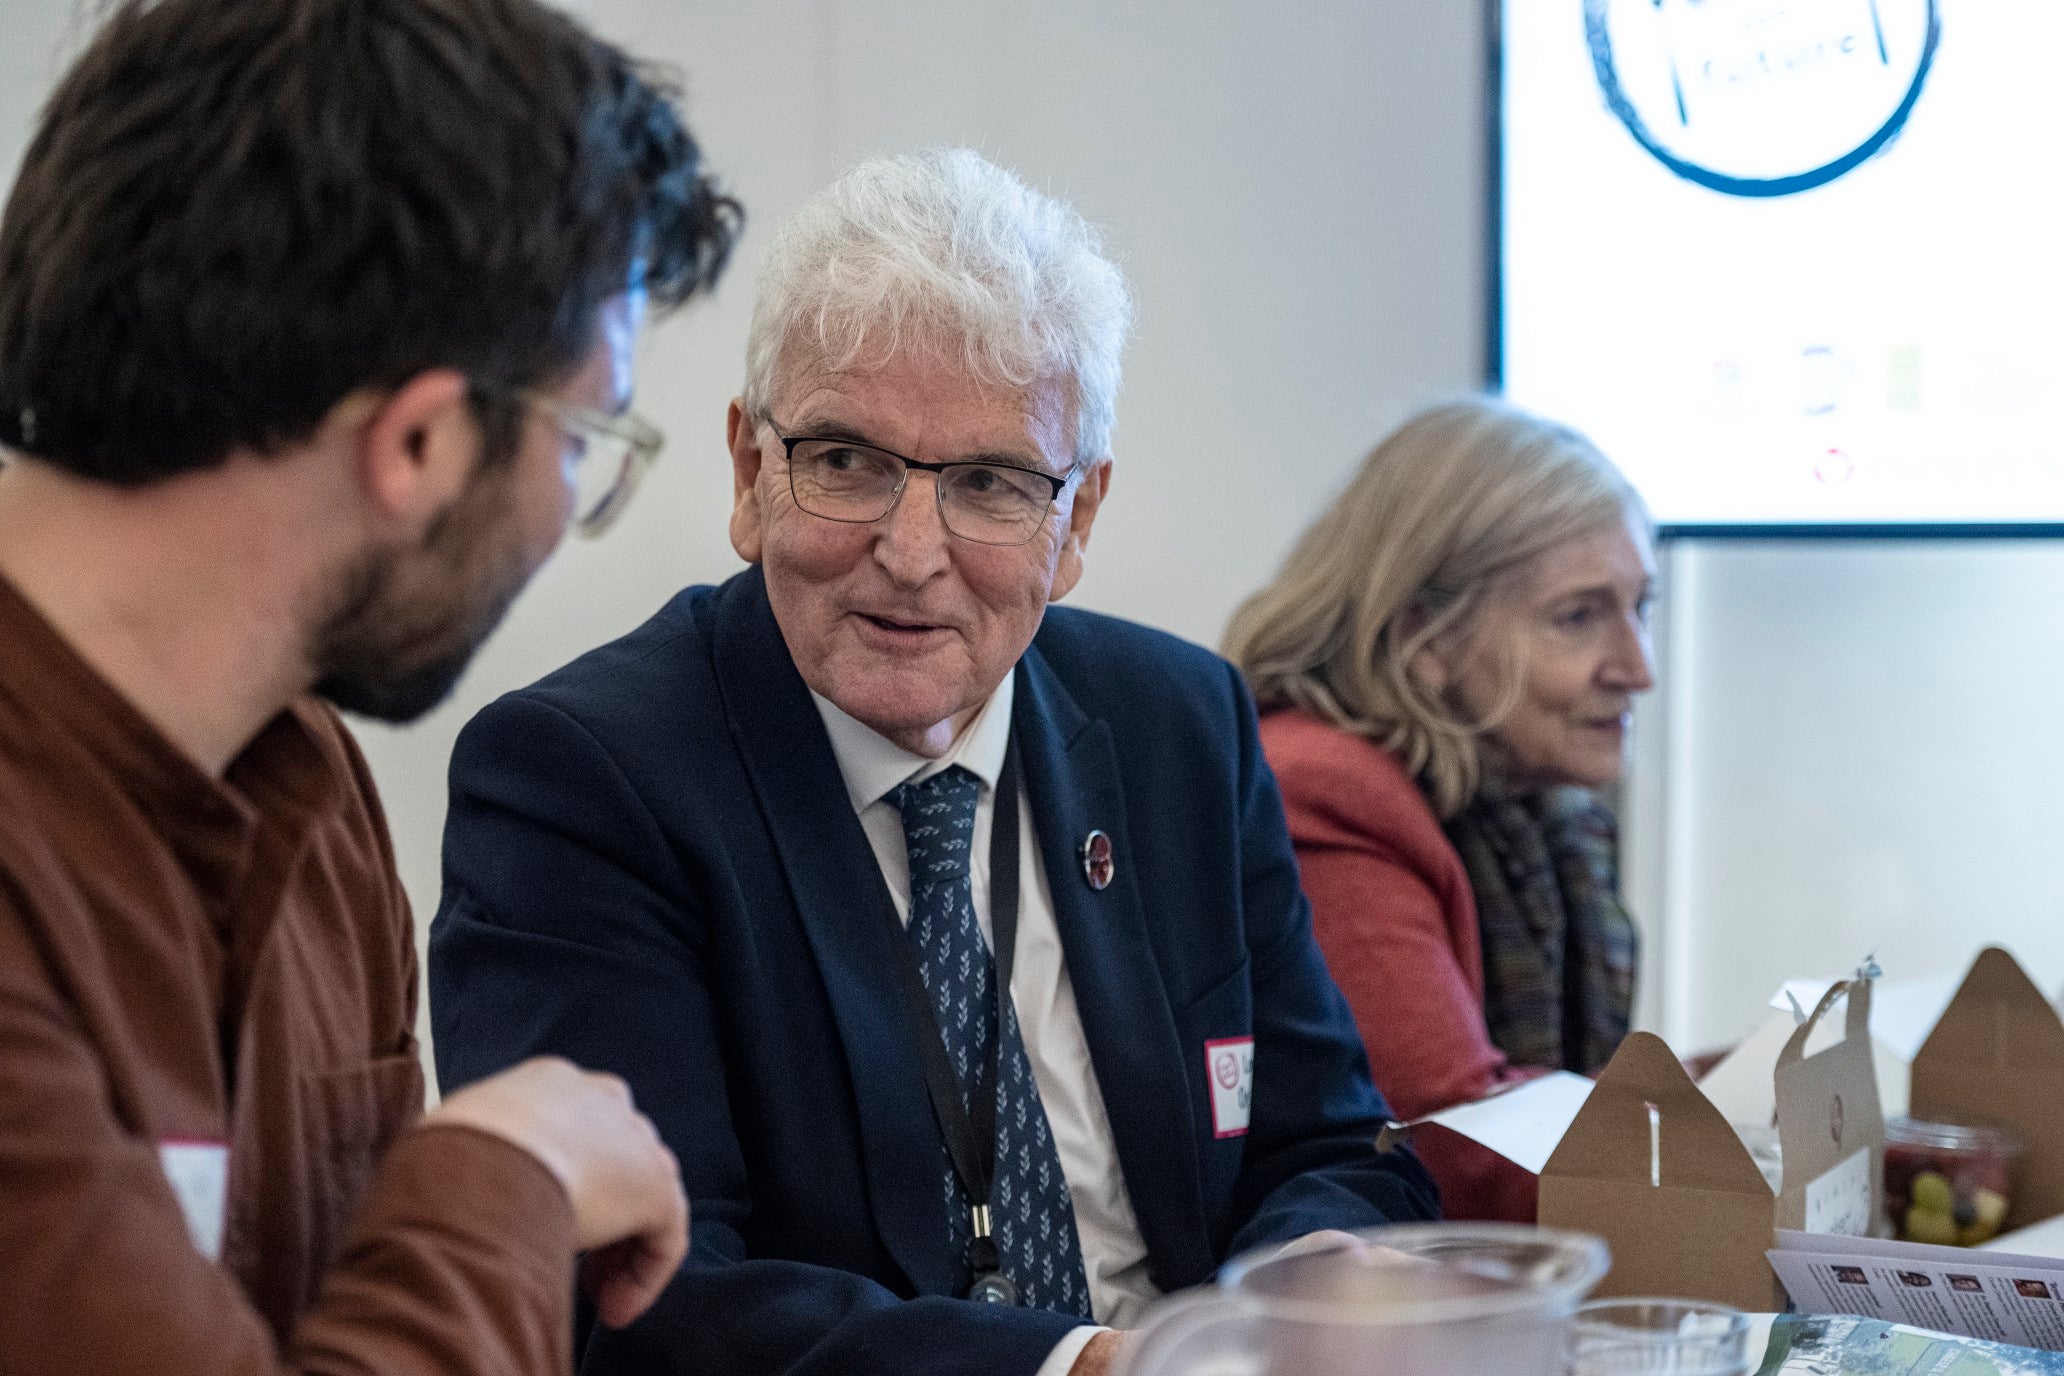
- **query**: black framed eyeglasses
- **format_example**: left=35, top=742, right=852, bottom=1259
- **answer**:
left=769, top=422, right=1080, bottom=547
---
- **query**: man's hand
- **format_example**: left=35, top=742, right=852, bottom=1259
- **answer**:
left=1069, top=1330, right=1126, bottom=1376
left=428, top=1056, right=689, bottom=1328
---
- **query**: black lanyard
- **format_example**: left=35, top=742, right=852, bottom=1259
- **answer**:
left=883, top=737, right=1025, bottom=1304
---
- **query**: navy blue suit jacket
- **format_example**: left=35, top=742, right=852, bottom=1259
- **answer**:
left=430, top=567, right=1436, bottom=1376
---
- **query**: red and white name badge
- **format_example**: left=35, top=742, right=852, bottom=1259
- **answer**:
left=1204, top=1037, right=1255, bottom=1138
left=158, top=1140, right=229, bottom=1260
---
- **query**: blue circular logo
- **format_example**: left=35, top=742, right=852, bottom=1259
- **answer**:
left=1586, top=0, right=1939, bottom=197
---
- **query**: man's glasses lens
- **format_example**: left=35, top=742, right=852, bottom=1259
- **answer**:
left=786, top=438, right=1060, bottom=546
left=515, top=394, right=662, bottom=538
left=790, top=442, right=905, bottom=509
left=570, top=434, right=635, bottom=529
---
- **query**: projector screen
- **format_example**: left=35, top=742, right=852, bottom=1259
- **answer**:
left=1499, top=1, right=2064, bottom=533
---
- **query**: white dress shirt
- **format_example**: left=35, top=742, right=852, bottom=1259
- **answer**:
left=810, top=677, right=1161, bottom=1374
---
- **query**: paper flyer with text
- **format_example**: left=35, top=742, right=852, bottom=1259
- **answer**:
left=1771, top=1232, right=2064, bottom=1351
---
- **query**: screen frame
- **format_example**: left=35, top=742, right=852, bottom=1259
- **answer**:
left=1484, top=0, right=2064, bottom=541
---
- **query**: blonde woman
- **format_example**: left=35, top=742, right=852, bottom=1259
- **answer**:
left=1223, top=397, right=1654, bottom=1221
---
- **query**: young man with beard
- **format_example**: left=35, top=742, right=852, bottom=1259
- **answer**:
left=0, top=1, right=740, bottom=1371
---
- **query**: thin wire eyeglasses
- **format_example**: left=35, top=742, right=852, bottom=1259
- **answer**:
left=768, top=421, right=1081, bottom=547
left=520, top=392, right=665, bottom=538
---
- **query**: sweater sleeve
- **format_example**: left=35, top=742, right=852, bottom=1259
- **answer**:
left=0, top=875, right=576, bottom=1376
left=1263, top=720, right=1545, bottom=1222
left=288, top=1124, right=575, bottom=1371
left=1290, top=838, right=1510, bottom=1121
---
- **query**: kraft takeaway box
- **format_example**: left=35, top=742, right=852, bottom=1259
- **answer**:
left=1538, top=1031, right=1786, bottom=1312
left=1773, top=980, right=1883, bottom=1237
left=1910, top=947, right=2064, bottom=1232
left=1538, top=980, right=1883, bottom=1311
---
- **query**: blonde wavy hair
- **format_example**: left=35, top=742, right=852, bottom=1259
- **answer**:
left=1223, top=397, right=1644, bottom=818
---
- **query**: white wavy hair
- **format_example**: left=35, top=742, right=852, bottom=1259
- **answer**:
left=741, top=148, right=1135, bottom=462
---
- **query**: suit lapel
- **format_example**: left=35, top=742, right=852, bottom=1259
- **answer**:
left=1013, top=649, right=1214, bottom=1287
left=710, top=569, right=960, bottom=1296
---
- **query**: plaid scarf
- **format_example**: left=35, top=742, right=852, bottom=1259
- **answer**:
left=1443, top=783, right=1637, bottom=1074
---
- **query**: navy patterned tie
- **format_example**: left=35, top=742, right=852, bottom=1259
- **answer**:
left=890, top=765, right=1094, bottom=1318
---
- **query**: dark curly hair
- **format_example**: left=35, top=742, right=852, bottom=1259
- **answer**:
left=0, top=0, right=743, bottom=481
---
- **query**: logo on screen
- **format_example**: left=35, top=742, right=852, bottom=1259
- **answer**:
left=1585, top=0, right=1939, bottom=197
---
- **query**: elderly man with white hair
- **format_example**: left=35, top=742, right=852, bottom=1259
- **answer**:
left=429, top=148, right=1437, bottom=1376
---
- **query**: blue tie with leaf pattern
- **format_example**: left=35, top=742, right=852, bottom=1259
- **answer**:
left=890, top=765, right=1094, bottom=1318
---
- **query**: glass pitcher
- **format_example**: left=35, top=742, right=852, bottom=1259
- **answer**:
left=1115, top=1223, right=1611, bottom=1376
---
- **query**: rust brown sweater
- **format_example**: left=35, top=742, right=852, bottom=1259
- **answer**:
left=0, top=573, right=574, bottom=1373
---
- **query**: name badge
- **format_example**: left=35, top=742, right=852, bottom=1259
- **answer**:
left=158, top=1140, right=229, bottom=1260
left=1204, top=1037, right=1255, bottom=1138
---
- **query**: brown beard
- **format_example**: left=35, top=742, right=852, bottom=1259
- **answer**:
left=308, top=461, right=535, bottom=724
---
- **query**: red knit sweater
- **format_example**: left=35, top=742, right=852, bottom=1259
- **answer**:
left=1260, top=707, right=1539, bottom=1222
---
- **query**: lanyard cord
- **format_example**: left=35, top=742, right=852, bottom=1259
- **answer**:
left=885, top=737, right=1023, bottom=1236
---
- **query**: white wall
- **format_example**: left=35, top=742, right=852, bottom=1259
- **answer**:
left=7, top=0, right=2063, bottom=1070
left=1627, top=539, right=2064, bottom=1054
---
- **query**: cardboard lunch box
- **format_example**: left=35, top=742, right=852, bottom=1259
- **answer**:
left=1908, top=947, right=2064, bottom=1233
left=1694, top=946, right=2064, bottom=1238
left=1536, top=979, right=1884, bottom=1313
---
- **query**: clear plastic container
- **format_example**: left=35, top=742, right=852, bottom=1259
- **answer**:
left=1115, top=1223, right=1611, bottom=1376
left=1568, top=1298, right=1752, bottom=1376
left=1883, top=1117, right=2019, bottom=1246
